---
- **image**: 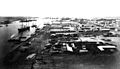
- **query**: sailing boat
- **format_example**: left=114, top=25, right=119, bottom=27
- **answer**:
left=18, top=21, right=30, bottom=33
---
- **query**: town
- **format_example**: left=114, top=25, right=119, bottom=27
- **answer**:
left=1, top=17, right=120, bottom=69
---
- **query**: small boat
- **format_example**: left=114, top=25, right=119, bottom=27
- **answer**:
left=8, top=34, right=20, bottom=42
left=26, top=53, right=36, bottom=60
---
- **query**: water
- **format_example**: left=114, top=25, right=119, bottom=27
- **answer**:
left=0, top=21, right=19, bottom=57
left=0, top=18, right=46, bottom=69
left=0, top=20, right=36, bottom=69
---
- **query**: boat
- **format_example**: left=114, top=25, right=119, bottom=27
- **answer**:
left=8, top=34, right=20, bottom=42
left=18, top=26, right=30, bottom=33
left=18, top=20, right=30, bottom=33
left=8, top=33, right=31, bottom=42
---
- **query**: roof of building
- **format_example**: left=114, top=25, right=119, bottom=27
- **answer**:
left=74, top=37, right=105, bottom=43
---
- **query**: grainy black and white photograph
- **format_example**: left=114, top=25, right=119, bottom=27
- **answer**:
left=0, top=0, right=120, bottom=69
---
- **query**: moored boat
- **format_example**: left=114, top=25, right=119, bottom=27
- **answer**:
left=18, top=26, right=30, bottom=33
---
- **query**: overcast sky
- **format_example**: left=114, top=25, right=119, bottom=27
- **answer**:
left=0, top=0, right=120, bottom=18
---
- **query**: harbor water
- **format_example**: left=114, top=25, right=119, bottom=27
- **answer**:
left=0, top=20, right=37, bottom=69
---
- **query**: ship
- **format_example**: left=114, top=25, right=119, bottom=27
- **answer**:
left=8, top=33, right=31, bottom=42
left=18, top=21, right=30, bottom=33
left=18, top=26, right=30, bottom=33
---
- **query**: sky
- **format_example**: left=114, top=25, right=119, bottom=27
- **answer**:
left=0, top=0, right=120, bottom=18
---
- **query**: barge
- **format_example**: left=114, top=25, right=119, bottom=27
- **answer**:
left=8, top=34, right=31, bottom=42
